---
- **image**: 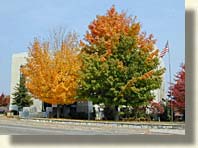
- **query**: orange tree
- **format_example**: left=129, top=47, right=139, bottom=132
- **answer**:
left=77, top=6, right=165, bottom=120
left=21, top=33, right=81, bottom=109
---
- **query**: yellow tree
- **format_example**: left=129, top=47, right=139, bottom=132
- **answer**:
left=21, top=34, right=81, bottom=107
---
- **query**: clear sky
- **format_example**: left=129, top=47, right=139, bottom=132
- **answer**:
left=0, top=0, right=184, bottom=95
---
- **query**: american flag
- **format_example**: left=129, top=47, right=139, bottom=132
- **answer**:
left=160, top=41, right=169, bottom=58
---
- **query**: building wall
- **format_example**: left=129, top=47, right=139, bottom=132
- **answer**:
left=153, top=57, right=166, bottom=102
left=9, top=52, right=42, bottom=112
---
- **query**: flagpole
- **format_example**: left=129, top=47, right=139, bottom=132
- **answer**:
left=168, top=41, right=173, bottom=122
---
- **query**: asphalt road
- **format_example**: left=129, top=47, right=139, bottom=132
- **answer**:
left=0, top=116, right=185, bottom=135
left=0, top=124, right=114, bottom=135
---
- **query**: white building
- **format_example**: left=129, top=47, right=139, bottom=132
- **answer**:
left=9, top=52, right=42, bottom=112
left=153, top=57, right=166, bottom=102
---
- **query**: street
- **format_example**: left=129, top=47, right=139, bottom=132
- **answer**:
left=0, top=116, right=185, bottom=135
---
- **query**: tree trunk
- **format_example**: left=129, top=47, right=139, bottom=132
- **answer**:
left=57, top=104, right=60, bottom=118
left=104, top=105, right=119, bottom=121
left=113, top=106, right=119, bottom=121
left=63, top=104, right=70, bottom=118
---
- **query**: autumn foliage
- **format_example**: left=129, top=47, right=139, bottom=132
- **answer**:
left=82, top=6, right=158, bottom=61
left=150, top=101, right=164, bottom=114
left=17, top=6, right=166, bottom=121
left=78, top=6, right=165, bottom=120
left=84, top=6, right=139, bottom=48
left=170, top=64, right=185, bottom=114
left=0, top=93, right=10, bottom=106
left=21, top=34, right=81, bottom=105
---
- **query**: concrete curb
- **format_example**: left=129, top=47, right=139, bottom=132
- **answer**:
left=20, top=118, right=185, bottom=130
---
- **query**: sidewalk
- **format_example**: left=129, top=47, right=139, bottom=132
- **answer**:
left=19, top=117, right=185, bottom=130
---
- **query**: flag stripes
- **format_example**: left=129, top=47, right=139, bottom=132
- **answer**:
left=160, top=41, right=169, bottom=58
